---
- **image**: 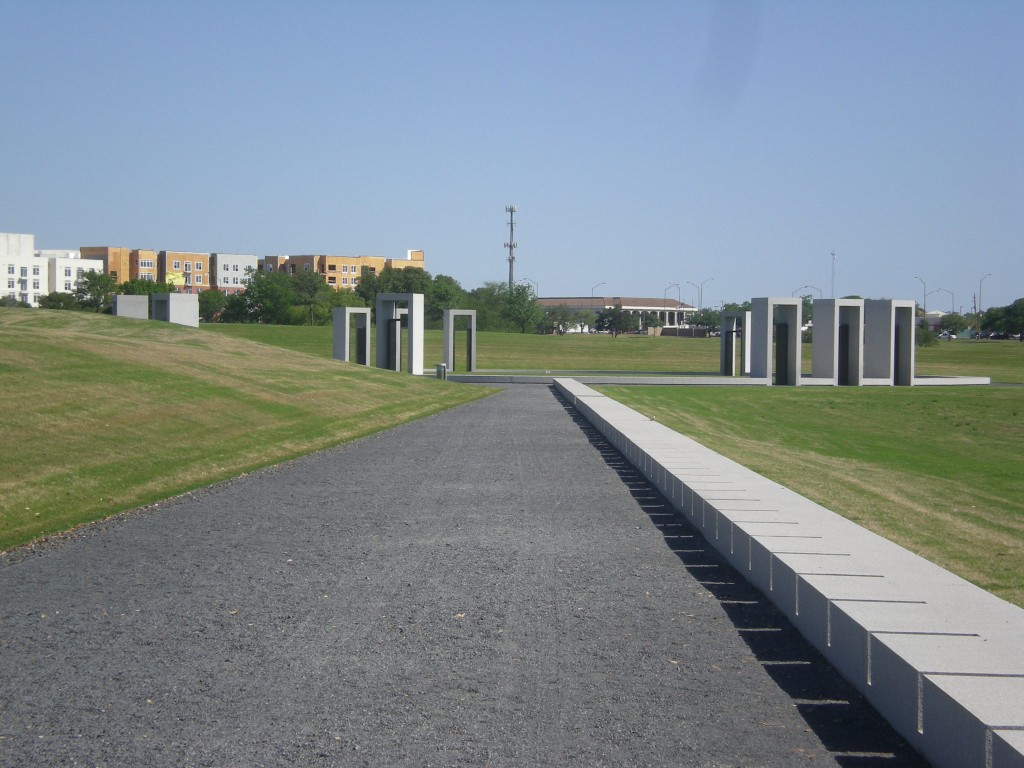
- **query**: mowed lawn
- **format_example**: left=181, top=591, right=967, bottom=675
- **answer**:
left=600, top=363, right=1024, bottom=606
left=203, top=324, right=725, bottom=372
left=0, top=310, right=491, bottom=551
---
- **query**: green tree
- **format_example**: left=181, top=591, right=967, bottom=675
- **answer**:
left=119, top=279, right=176, bottom=295
left=226, top=269, right=296, bottom=324
left=546, top=304, right=575, bottom=335
left=292, top=271, right=334, bottom=326
left=427, top=274, right=466, bottom=325
left=575, top=309, right=597, bottom=333
left=198, top=289, right=228, bottom=322
left=642, top=311, right=663, bottom=331
left=465, top=281, right=508, bottom=331
left=1, top=296, right=31, bottom=308
left=938, top=312, right=969, bottom=336
left=501, top=283, right=544, bottom=333
left=597, top=305, right=633, bottom=337
left=75, top=270, right=118, bottom=313
left=37, top=292, right=79, bottom=310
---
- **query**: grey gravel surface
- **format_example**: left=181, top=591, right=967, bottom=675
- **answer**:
left=0, top=385, right=927, bottom=767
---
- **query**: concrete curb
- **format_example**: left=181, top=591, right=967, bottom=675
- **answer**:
left=554, top=378, right=1024, bottom=768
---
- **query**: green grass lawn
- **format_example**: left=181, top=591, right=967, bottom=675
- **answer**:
left=6, top=311, right=1021, bottom=609
left=0, top=310, right=491, bottom=551
left=597, top=382, right=1024, bottom=607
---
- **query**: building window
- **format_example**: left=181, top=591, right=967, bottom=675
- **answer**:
left=32, top=266, right=40, bottom=276
left=232, top=264, right=238, bottom=271
left=195, top=275, right=203, bottom=285
left=64, top=267, right=72, bottom=277
left=327, top=276, right=336, bottom=285
left=173, top=261, right=181, bottom=270
left=6, top=265, right=13, bottom=274
left=303, top=263, right=310, bottom=271
left=328, top=264, right=336, bottom=271
left=232, top=277, right=238, bottom=284
left=139, top=259, right=155, bottom=269
left=341, top=265, right=348, bottom=273
left=77, top=268, right=84, bottom=277
left=20, top=267, right=27, bottom=277
left=142, top=274, right=154, bottom=282
left=65, top=282, right=72, bottom=291
left=183, top=262, right=191, bottom=273
left=195, top=262, right=202, bottom=271
left=6, top=280, right=13, bottom=289
left=32, top=280, right=39, bottom=290
left=342, top=277, right=348, bottom=285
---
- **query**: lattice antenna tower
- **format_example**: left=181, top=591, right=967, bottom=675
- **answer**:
left=505, top=205, right=517, bottom=291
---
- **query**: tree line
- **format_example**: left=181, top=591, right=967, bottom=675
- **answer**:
left=19, top=270, right=1023, bottom=340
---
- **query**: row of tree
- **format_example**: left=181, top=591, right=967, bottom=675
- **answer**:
left=17, top=269, right=1022, bottom=340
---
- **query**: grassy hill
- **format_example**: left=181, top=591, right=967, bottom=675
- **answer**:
left=0, top=310, right=491, bottom=551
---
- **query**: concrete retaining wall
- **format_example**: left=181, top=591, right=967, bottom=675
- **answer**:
left=554, top=378, right=1024, bottom=768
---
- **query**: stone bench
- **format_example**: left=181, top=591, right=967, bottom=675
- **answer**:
left=554, top=378, right=1024, bottom=768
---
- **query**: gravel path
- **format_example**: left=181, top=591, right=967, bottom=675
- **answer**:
left=0, top=385, right=927, bottom=767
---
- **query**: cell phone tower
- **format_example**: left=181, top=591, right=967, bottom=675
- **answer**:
left=505, top=205, right=517, bottom=291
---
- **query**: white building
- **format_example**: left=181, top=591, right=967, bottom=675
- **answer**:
left=2, top=233, right=41, bottom=306
left=40, top=250, right=104, bottom=296
left=210, top=253, right=259, bottom=295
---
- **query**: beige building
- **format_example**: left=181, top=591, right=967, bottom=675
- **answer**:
left=259, top=250, right=425, bottom=290
left=81, top=246, right=132, bottom=284
left=158, top=251, right=210, bottom=294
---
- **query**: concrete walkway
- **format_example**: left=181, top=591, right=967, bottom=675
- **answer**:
left=0, top=386, right=926, bottom=767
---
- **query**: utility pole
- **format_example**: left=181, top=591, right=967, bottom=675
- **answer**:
left=505, top=205, right=517, bottom=292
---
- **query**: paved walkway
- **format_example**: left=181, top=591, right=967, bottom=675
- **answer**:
left=0, top=386, right=926, bottom=767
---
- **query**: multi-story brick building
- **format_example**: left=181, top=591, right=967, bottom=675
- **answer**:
left=158, top=251, right=210, bottom=294
left=259, top=250, right=425, bottom=290
left=80, top=246, right=132, bottom=284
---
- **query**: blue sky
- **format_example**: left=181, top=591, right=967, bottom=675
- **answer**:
left=2, top=0, right=1021, bottom=311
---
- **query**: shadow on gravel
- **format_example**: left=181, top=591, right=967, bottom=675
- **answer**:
left=553, top=388, right=930, bottom=768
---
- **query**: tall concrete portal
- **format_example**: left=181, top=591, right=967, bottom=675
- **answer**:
left=720, top=311, right=751, bottom=377
left=442, top=309, right=477, bottom=373
left=151, top=293, right=199, bottom=328
left=750, top=298, right=802, bottom=386
left=332, top=307, right=371, bottom=365
left=864, top=299, right=915, bottom=386
left=812, top=299, right=864, bottom=386
left=375, top=293, right=424, bottom=375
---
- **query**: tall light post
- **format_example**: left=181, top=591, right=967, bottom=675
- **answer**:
left=939, top=288, right=954, bottom=314
left=791, top=284, right=822, bottom=298
left=831, top=250, right=837, bottom=298
left=978, top=272, right=992, bottom=334
left=591, top=281, right=605, bottom=309
left=663, top=282, right=679, bottom=302
left=687, top=277, right=714, bottom=313
left=521, top=277, right=538, bottom=297
left=914, top=276, right=928, bottom=313
left=504, top=205, right=517, bottom=292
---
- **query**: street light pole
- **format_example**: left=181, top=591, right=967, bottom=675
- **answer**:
left=914, top=276, right=927, bottom=313
left=939, top=288, right=954, bottom=314
left=591, top=281, right=605, bottom=301
left=978, top=272, right=992, bottom=334
left=687, top=277, right=714, bottom=313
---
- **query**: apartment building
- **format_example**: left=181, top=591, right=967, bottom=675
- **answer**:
left=42, top=250, right=104, bottom=295
left=259, top=249, right=426, bottom=290
left=159, top=251, right=210, bottom=294
left=81, top=246, right=132, bottom=283
left=210, top=253, right=259, bottom=295
left=2, top=232, right=40, bottom=305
